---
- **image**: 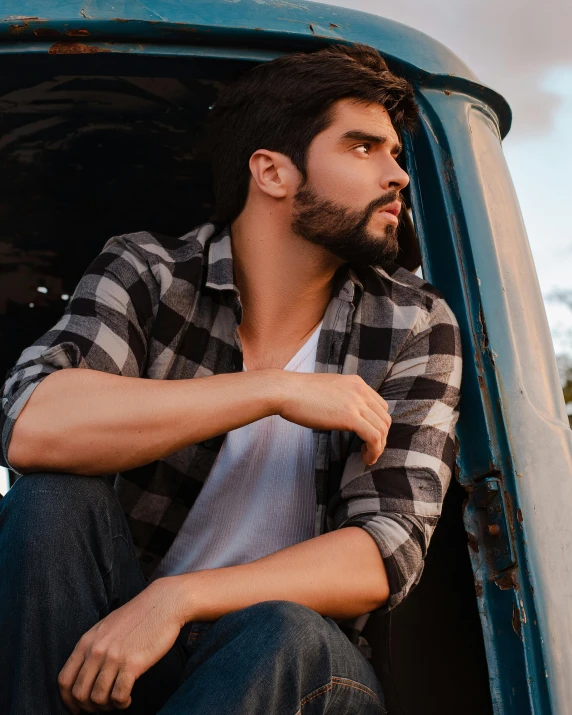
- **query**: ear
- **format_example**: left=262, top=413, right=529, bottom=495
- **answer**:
left=248, top=149, right=301, bottom=199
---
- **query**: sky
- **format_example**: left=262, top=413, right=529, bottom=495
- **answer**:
left=0, top=1, right=569, bottom=495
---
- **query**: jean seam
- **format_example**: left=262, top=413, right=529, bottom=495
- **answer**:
left=295, top=676, right=386, bottom=714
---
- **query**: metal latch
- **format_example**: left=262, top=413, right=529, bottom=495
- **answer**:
left=473, top=477, right=516, bottom=572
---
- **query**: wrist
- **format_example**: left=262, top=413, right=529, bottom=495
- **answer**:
left=156, top=574, right=196, bottom=627
left=258, top=368, right=290, bottom=416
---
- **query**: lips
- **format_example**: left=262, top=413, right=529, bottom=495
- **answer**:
left=378, top=201, right=401, bottom=217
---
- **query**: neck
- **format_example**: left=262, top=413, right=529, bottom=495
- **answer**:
left=230, top=202, right=344, bottom=349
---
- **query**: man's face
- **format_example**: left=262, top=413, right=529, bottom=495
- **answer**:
left=291, top=99, right=410, bottom=269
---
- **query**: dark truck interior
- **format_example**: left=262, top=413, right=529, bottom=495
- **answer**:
left=0, top=53, right=493, bottom=714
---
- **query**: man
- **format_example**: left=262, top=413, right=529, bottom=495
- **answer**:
left=0, top=43, right=462, bottom=714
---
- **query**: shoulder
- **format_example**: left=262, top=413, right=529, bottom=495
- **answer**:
left=92, top=223, right=218, bottom=300
left=99, top=222, right=216, bottom=268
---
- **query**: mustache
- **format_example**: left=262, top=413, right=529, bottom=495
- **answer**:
left=365, top=190, right=403, bottom=217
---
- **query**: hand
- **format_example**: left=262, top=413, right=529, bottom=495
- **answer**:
left=276, top=372, right=391, bottom=465
left=58, top=577, right=185, bottom=713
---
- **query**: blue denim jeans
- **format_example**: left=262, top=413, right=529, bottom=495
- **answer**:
left=0, top=472, right=386, bottom=714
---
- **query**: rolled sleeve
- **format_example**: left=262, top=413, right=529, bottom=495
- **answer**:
left=330, top=295, right=462, bottom=612
left=0, top=235, right=157, bottom=474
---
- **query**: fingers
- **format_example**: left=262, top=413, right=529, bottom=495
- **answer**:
left=90, top=663, right=123, bottom=711
left=59, top=637, right=128, bottom=714
left=110, top=670, right=137, bottom=710
left=354, top=409, right=390, bottom=465
left=366, top=385, right=390, bottom=417
left=349, top=374, right=390, bottom=418
left=68, top=646, right=107, bottom=713
left=58, top=639, right=91, bottom=714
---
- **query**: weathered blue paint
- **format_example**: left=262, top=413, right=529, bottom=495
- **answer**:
left=1, top=2, right=570, bottom=713
left=405, top=87, right=569, bottom=714
left=0, top=0, right=510, bottom=134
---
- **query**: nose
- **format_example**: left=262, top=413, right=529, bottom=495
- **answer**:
left=381, top=156, right=410, bottom=192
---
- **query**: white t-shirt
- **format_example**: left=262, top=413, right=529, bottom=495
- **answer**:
left=153, top=321, right=322, bottom=578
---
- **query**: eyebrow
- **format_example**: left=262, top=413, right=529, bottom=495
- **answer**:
left=340, top=130, right=403, bottom=157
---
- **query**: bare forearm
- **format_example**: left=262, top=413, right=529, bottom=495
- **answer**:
left=8, top=367, right=283, bottom=475
left=168, top=526, right=390, bottom=623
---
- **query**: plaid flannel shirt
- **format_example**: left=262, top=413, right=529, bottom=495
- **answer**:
left=0, top=221, right=462, bottom=656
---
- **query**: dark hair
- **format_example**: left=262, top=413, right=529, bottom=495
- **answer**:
left=204, top=42, right=418, bottom=224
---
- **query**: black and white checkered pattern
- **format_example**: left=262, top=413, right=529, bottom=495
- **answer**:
left=0, top=221, right=462, bottom=655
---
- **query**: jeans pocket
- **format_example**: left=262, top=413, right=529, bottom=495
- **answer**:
left=297, top=677, right=386, bottom=715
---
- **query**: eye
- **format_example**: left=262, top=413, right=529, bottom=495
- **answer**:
left=354, top=143, right=371, bottom=155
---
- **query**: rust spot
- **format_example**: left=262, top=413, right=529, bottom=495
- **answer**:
left=444, top=89, right=452, bottom=96
left=112, top=17, right=130, bottom=22
left=467, top=533, right=479, bottom=553
left=8, top=16, right=41, bottom=34
left=329, top=23, right=339, bottom=29
left=65, top=28, right=90, bottom=36
left=309, top=23, right=315, bottom=34
left=512, top=602, right=522, bottom=639
left=474, top=582, right=483, bottom=598
left=477, top=304, right=490, bottom=353
left=34, top=28, right=63, bottom=37
left=495, top=570, right=519, bottom=591
left=48, top=41, right=111, bottom=54
left=516, top=508, right=523, bottom=522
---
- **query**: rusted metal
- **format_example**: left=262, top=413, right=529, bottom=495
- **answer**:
left=8, top=19, right=42, bottom=34
left=495, top=570, right=519, bottom=591
left=34, top=28, right=62, bottom=36
left=512, top=603, right=522, bottom=639
left=468, top=532, right=480, bottom=553
left=48, top=41, right=110, bottom=54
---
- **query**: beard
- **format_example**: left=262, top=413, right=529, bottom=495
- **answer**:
left=291, top=183, right=401, bottom=270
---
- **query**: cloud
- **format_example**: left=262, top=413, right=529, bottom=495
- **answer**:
left=306, top=0, right=572, bottom=137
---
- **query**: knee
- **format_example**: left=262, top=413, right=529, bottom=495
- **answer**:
left=222, top=600, right=331, bottom=654
left=0, top=472, right=115, bottom=543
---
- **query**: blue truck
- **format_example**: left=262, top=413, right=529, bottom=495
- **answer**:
left=1, top=1, right=571, bottom=712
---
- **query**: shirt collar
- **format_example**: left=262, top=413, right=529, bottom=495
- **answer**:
left=204, top=221, right=363, bottom=304
left=205, top=223, right=238, bottom=293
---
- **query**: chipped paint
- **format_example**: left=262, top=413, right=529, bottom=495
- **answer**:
left=48, top=41, right=111, bottom=54
left=8, top=18, right=45, bottom=34
left=34, top=28, right=63, bottom=37
left=495, top=570, right=519, bottom=591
